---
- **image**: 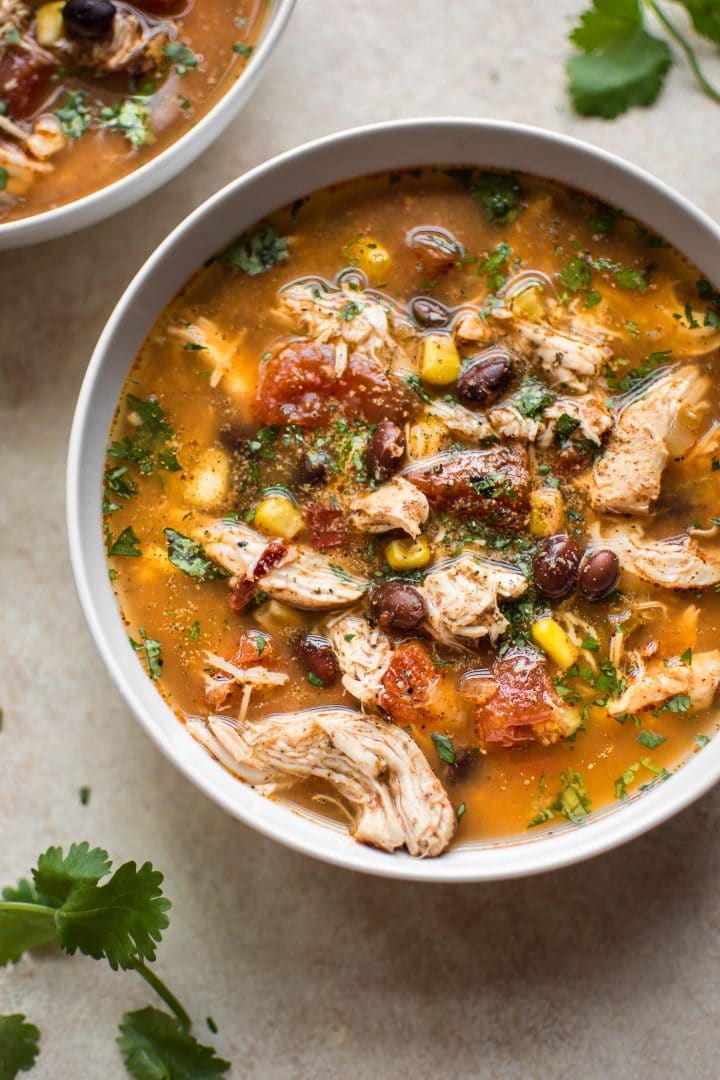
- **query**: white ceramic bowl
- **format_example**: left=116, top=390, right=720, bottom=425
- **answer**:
left=0, top=0, right=296, bottom=250
left=67, top=118, right=720, bottom=882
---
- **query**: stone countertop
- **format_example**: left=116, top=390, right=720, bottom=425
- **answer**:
left=1, top=2, right=719, bottom=1076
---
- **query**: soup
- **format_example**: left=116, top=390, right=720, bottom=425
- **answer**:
left=0, top=0, right=268, bottom=221
left=103, top=168, right=720, bottom=858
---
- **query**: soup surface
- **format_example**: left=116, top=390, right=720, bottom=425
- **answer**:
left=103, top=167, right=720, bottom=857
left=0, top=0, right=268, bottom=221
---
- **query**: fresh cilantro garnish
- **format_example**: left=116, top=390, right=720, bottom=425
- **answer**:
left=188, top=620, right=201, bottom=643
left=337, top=300, right=365, bottom=322
left=0, top=1014, right=40, bottom=1077
left=4, top=27, right=21, bottom=44
left=514, top=378, right=554, bottom=419
left=118, top=1007, right=230, bottom=1079
left=129, top=628, right=163, bottom=681
left=581, top=635, right=599, bottom=652
left=479, top=242, right=511, bottom=289
left=559, top=255, right=592, bottom=293
left=567, top=0, right=720, bottom=117
left=0, top=167, right=8, bottom=193
left=307, top=671, right=325, bottom=687
left=615, top=761, right=641, bottom=799
left=555, top=413, right=582, bottom=443
left=79, top=786, right=91, bottom=806
left=164, top=41, right=198, bottom=76
left=55, top=91, right=92, bottom=139
left=232, top=42, right=253, bottom=58
left=220, top=225, right=289, bottom=276
left=680, top=646, right=693, bottom=663
left=108, top=526, right=142, bottom=558
left=528, top=769, right=591, bottom=827
left=430, top=732, right=456, bottom=765
left=695, top=732, right=711, bottom=748
left=654, top=693, right=692, bottom=715
left=400, top=372, right=432, bottom=403
left=636, top=728, right=666, bottom=749
left=448, top=169, right=526, bottom=224
left=0, top=844, right=231, bottom=1075
left=108, top=395, right=179, bottom=480
left=329, top=563, right=356, bottom=585
left=100, top=98, right=154, bottom=150
left=605, top=349, right=671, bottom=393
left=164, top=529, right=230, bottom=582
left=456, top=802, right=467, bottom=821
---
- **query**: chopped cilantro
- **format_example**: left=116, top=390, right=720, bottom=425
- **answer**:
left=636, top=729, right=666, bottom=749
left=337, top=300, right=365, bottom=322
left=555, top=413, right=582, bottom=443
left=695, top=733, right=710, bottom=748
left=129, top=628, right=163, bottom=680
left=514, top=379, right=554, bottom=419
left=456, top=802, right=467, bottom=821
left=400, top=372, right=432, bottom=403
left=188, top=620, right=201, bottom=643
left=220, top=225, right=289, bottom=276
left=100, top=98, right=154, bottom=150
left=559, top=255, right=592, bottom=293
left=307, top=671, right=325, bottom=687
left=430, top=732, right=456, bottom=765
left=55, top=91, right=92, bottom=139
left=164, top=529, right=230, bottom=582
left=232, top=42, right=254, bottom=58
left=108, top=526, right=142, bottom=558
left=654, top=693, right=692, bottom=715
left=448, top=169, right=525, bottom=224
left=79, top=786, right=91, bottom=806
left=164, top=41, right=199, bottom=77
left=581, top=636, right=599, bottom=652
left=0, top=167, right=7, bottom=193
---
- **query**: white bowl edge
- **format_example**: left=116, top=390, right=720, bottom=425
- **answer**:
left=0, top=0, right=296, bottom=249
left=67, top=117, right=720, bottom=882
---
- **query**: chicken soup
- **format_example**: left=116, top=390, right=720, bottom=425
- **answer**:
left=0, top=0, right=269, bottom=221
left=103, top=168, right=720, bottom=857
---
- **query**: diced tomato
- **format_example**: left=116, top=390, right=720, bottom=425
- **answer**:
left=379, top=641, right=441, bottom=725
left=229, top=578, right=256, bottom=613
left=474, top=648, right=560, bottom=749
left=306, top=498, right=347, bottom=550
left=337, top=353, right=416, bottom=424
left=255, top=342, right=338, bottom=426
left=229, top=538, right=288, bottom=612
left=255, top=343, right=416, bottom=427
left=0, top=46, right=55, bottom=120
left=231, top=631, right=275, bottom=667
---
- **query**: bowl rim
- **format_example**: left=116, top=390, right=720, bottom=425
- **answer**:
left=0, top=0, right=297, bottom=249
left=67, top=116, right=720, bottom=882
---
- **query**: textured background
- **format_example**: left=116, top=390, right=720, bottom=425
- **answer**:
left=1, top=1, right=719, bottom=1076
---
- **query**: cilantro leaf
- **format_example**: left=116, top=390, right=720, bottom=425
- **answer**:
left=514, top=378, right=554, bottom=419
left=109, top=526, right=142, bottom=558
left=100, top=98, right=154, bottom=150
left=636, top=728, right=666, bottom=749
left=55, top=860, right=170, bottom=970
left=130, top=628, right=163, bottom=681
left=164, top=41, right=198, bottom=77
left=33, top=843, right=112, bottom=906
left=0, top=904, right=57, bottom=966
left=430, top=732, right=456, bottom=765
left=164, top=530, right=230, bottom=582
left=679, top=0, right=720, bottom=43
left=220, top=225, right=289, bottom=276
left=559, top=255, right=592, bottom=293
left=117, top=1007, right=230, bottom=1079
left=552, top=769, right=591, bottom=822
left=567, top=0, right=673, bottom=118
left=55, top=90, right=92, bottom=138
left=0, top=1014, right=40, bottom=1077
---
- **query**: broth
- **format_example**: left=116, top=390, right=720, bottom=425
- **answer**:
left=0, top=0, right=268, bottom=221
left=103, top=168, right=720, bottom=853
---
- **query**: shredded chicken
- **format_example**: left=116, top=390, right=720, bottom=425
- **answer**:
left=607, top=650, right=720, bottom=717
left=0, top=0, right=29, bottom=36
left=198, top=520, right=367, bottom=609
left=349, top=477, right=429, bottom=538
left=189, top=708, right=455, bottom=857
left=326, top=613, right=394, bottom=706
left=168, top=317, right=244, bottom=389
left=538, top=396, right=614, bottom=447
left=0, top=113, right=65, bottom=199
left=488, top=405, right=540, bottom=442
left=425, top=398, right=494, bottom=441
left=590, top=366, right=710, bottom=515
left=514, top=320, right=612, bottom=393
left=592, top=525, right=720, bottom=590
left=55, top=10, right=167, bottom=76
left=278, top=280, right=417, bottom=369
left=421, top=553, right=528, bottom=646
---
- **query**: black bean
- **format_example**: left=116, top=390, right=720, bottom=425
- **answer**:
left=409, top=296, right=450, bottom=329
left=63, top=0, right=116, bottom=39
left=578, top=549, right=620, bottom=601
left=456, top=347, right=515, bottom=405
left=295, top=450, right=331, bottom=487
left=369, top=580, right=426, bottom=632
left=295, top=634, right=339, bottom=687
left=532, top=534, right=584, bottom=600
left=366, top=421, right=405, bottom=482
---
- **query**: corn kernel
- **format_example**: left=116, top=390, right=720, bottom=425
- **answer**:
left=418, top=334, right=461, bottom=386
left=529, top=489, right=565, bottom=537
left=532, top=617, right=579, bottom=670
left=35, top=1, right=65, bottom=45
left=256, top=599, right=307, bottom=631
left=385, top=536, right=431, bottom=570
left=407, top=417, right=449, bottom=459
left=254, top=494, right=305, bottom=539
left=510, top=285, right=546, bottom=320
left=344, top=236, right=392, bottom=282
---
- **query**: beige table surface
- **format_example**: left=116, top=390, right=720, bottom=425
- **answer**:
left=2, top=2, right=719, bottom=1076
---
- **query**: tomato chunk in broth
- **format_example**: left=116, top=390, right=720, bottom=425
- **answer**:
left=104, top=167, right=720, bottom=856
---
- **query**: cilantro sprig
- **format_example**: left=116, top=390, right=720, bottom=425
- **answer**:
left=0, top=843, right=230, bottom=1079
left=567, top=0, right=720, bottom=118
